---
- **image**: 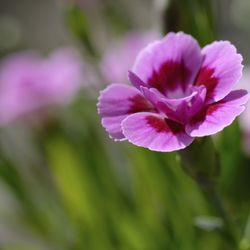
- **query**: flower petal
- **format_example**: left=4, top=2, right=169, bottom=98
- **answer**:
left=186, top=90, right=249, bottom=137
left=101, top=115, right=128, bottom=140
left=132, top=32, right=202, bottom=96
left=128, top=70, right=148, bottom=89
left=195, top=41, right=243, bottom=103
left=97, top=84, right=153, bottom=140
left=122, top=112, right=194, bottom=152
left=141, top=86, right=207, bottom=124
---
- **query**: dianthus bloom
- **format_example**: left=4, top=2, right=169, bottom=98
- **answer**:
left=100, top=31, right=159, bottom=83
left=0, top=47, right=84, bottom=124
left=98, top=32, right=249, bottom=152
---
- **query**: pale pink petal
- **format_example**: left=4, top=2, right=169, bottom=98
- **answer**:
left=102, top=115, right=128, bottom=140
left=122, top=112, right=194, bottom=152
left=186, top=90, right=249, bottom=137
left=195, top=41, right=243, bottom=103
left=132, top=32, right=202, bottom=96
left=97, top=84, right=153, bottom=140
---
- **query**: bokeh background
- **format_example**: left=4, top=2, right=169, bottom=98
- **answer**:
left=0, top=0, right=250, bottom=249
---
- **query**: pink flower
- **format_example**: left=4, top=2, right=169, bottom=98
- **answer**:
left=0, top=47, right=84, bottom=124
left=98, top=32, right=249, bottom=152
left=100, top=31, right=159, bottom=84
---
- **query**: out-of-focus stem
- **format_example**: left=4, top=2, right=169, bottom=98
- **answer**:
left=240, top=213, right=250, bottom=250
left=195, top=175, right=238, bottom=247
left=179, top=138, right=238, bottom=248
left=66, top=4, right=99, bottom=58
left=162, top=0, right=216, bottom=46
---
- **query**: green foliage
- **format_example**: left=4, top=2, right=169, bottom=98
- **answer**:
left=164, top=0, right=215, bottom=45
left=1, top=96, right=248, bottom=249
left=66, top=5, right=98, bottom=57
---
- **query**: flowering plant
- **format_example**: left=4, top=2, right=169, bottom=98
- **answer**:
left=98, top=32, right=249, bottom=152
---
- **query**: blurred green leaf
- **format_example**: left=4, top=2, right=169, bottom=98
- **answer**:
left=179, top=137, right=220, bottom=182
left=164, top=0, right=215, bottom=45
left=66, top=5, right=98, bottom=57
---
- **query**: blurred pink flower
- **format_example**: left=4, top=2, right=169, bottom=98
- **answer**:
left=100, top=31, right=160, bottom=84
left=0, top=47, right=84, bottom=124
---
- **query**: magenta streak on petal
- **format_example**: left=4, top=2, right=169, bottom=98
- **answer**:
left=128, top=71, right=148, bottom=89
left=220, top=89, right=250, bottom=105
left=195, top=67, right=219, bottom=102
left=121, top=112, right=194, bottom=152
left=200, top=89, right=250, bottom=118
left=189, top=103, right=221, bottom=125
left=191, top=89, right=249, bottom=125
left=146, top=115, right=184, bottom=134
left=128, top=94, right=154, bottom=113
left=147, top=60, right=191, bottom=95
left=186, top=89, right=249, bottom=137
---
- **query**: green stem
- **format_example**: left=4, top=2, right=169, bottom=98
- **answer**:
left=179, top=137, right=238, bottom=248
left=239, top=212, right=250, bottom=250
left=195, top=176, right=238, bottom=247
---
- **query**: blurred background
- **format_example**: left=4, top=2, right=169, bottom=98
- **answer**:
left=0, top=0, right=250, bottom=249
